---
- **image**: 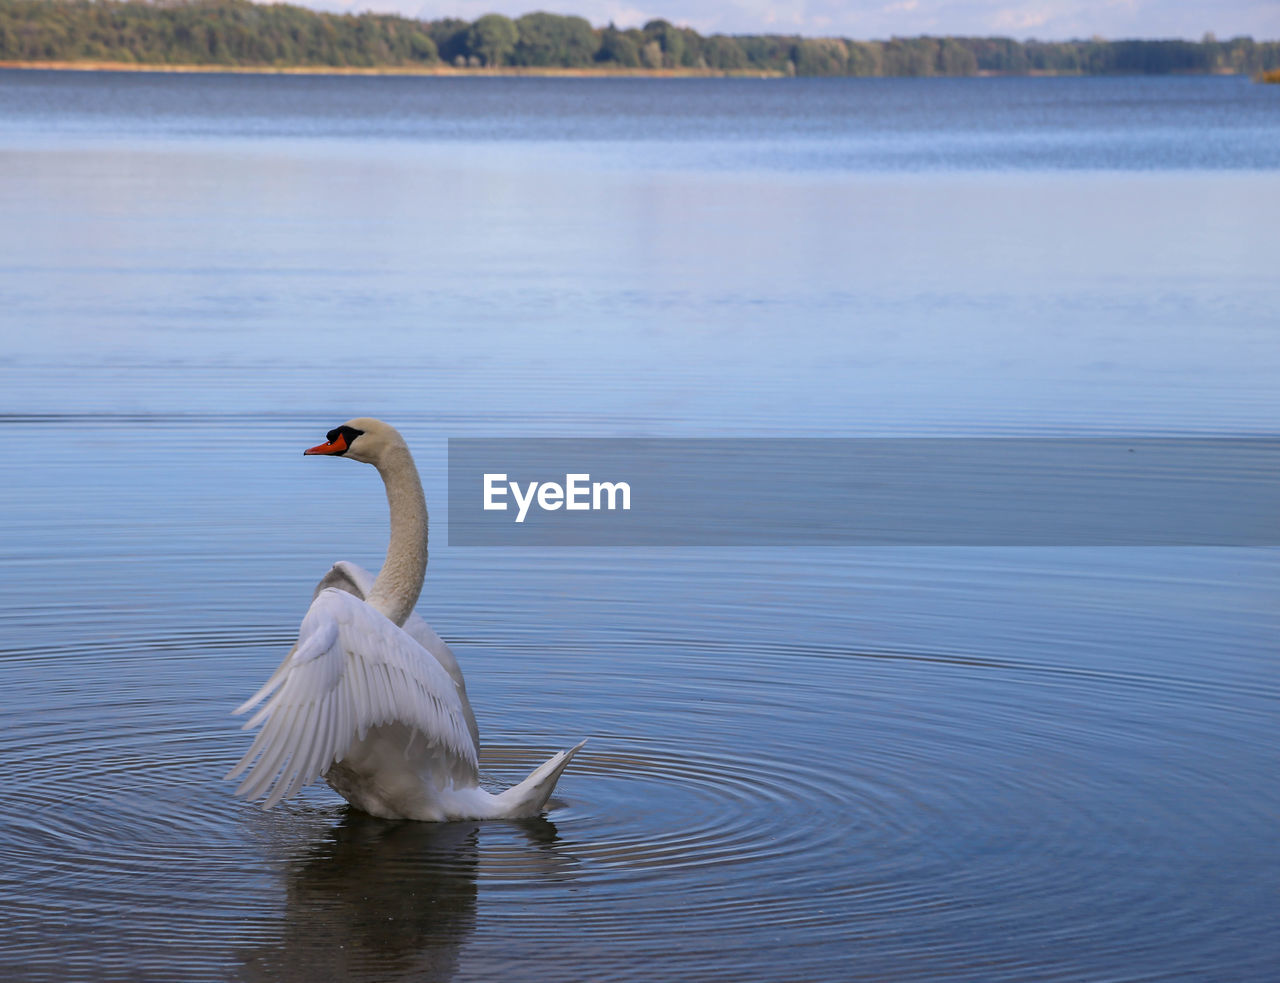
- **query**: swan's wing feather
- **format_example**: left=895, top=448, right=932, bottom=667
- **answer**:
left=401, top=613, right=480, bottom=751
left=226, top=588, right=478, bottom=809
left=311, top=560, right=375, bottom=601
left=314, top=558, right=480, bottom=750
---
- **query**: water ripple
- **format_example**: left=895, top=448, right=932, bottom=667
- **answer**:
left=2, top=563, right=1276, bottom=983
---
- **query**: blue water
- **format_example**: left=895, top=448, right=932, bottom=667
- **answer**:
left=0, top=71, right=1277, bottom=982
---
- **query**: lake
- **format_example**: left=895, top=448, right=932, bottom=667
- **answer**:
left=0, top=70, right=1277, bottom=981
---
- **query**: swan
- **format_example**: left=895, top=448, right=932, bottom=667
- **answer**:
left=226, top=418, right=585, bottom=820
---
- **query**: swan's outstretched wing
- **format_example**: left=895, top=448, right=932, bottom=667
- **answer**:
left=312, top=561, right=479, bottom=750
left=226, top=587, right=479, bottom=810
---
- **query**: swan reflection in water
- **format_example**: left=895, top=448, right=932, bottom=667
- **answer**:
left=238, top=809, right=576, bottom=983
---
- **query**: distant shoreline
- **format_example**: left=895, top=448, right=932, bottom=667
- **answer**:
left=0, top=61, right=1263, bottom=80
left=0, top=60, right=783, bottom=78
left=4, top=1, right=1276, bottom=80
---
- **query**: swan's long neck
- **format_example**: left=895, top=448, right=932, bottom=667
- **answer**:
left=366, top=443, right=428, bottom=627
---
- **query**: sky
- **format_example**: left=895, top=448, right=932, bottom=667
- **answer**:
left=301, top=0, right=1280, bottom=41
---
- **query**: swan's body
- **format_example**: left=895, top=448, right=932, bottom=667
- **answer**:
left=226, top=418, right=584, bottom=820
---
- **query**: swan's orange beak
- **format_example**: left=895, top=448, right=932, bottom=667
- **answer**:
left=304, top=433, right=348, bottom=456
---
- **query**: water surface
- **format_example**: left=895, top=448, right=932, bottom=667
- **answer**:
left=0, top=72, right=1277, bottom=982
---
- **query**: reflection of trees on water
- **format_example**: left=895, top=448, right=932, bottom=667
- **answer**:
left=238, top=810, right=575, bottom=983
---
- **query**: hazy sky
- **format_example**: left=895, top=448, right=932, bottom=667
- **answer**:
left=305, top=0, right=1279, bottom=41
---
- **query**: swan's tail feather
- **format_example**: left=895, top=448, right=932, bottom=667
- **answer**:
left=491, top=740, right=587, bottom=819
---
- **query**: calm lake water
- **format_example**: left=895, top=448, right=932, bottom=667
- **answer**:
left=1, top=71, right=1278, bottom=981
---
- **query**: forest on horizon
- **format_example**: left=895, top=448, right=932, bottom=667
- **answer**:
left=2, top=0, right=1279, bottom=76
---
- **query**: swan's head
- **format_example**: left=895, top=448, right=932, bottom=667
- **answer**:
left=304, top=417, right=404, bottom=466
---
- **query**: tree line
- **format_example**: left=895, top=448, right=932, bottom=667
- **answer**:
left=2, top=0, right=1278, bottom=76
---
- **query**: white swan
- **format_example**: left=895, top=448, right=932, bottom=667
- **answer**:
left=226, top=418, right=585, bottom=820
